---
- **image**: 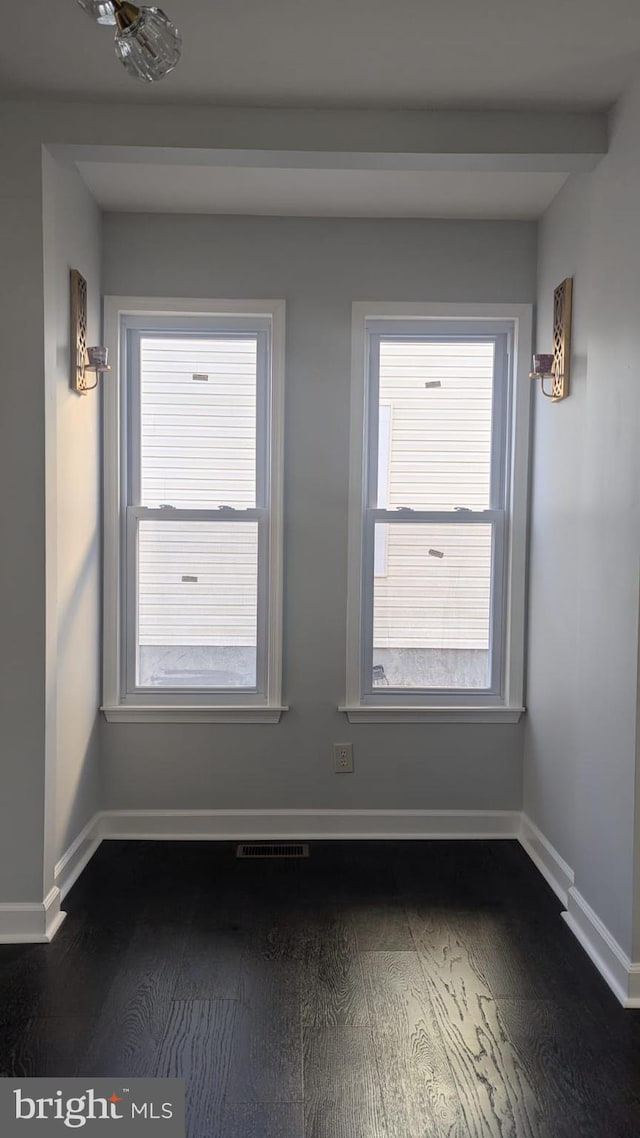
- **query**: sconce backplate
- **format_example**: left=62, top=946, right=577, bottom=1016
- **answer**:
left=70, top=268, right=88, bottom=394
left=552, top=277, right=573, bottom=401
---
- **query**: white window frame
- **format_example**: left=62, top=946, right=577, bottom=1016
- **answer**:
left=101, top=297, right=286, bottom=723
left=374, top=403, right=391, bottom=577
left=340, top=301, right=532, bottom=724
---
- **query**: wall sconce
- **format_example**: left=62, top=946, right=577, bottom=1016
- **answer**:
left=70, top=269, right=111, bottom=394
left=529, top=277, right=573, bottom=401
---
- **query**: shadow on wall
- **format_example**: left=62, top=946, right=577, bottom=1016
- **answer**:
left=54, top=524, right=102, bottom=859
left=56, top=716, right=102, bottom=865
left=56, top=526, right=100, bottom=658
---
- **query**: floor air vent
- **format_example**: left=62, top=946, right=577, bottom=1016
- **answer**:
left=236, top=843, right=310, bottom=859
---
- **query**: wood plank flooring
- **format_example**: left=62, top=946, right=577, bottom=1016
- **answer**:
left=1, top=839, right=639, bottom=1136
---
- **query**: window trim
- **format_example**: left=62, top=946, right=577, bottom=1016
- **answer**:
left=373, top=403, right=391, bottom=577
left=341, top=302, right=532, bottom=724
left=101, top=297, right=287, bottom=724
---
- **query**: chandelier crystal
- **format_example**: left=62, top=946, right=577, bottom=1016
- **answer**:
left=113, top=3, right=182, bottom=82
left=76, top=0, right=117, bottom=25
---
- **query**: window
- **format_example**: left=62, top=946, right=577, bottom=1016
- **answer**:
left=342, top=303, right=531, bottom=722
left=102, top=299, right=285, bottom=722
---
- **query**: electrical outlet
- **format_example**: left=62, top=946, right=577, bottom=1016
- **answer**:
left=333, top=743, right=354, bottom=773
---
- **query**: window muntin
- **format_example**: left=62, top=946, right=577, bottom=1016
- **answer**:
left=361, top=326, right=510, bottom=705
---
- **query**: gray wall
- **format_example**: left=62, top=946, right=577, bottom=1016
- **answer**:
left=0, top=130, right=48, bottom=903
left=524, top=67, right=640, bottom=957
left=523, top=173, right=591, bottom=885
left=42, top=151, right=103, bottom=867
left=102, top=214, right=535, bottom=812
left=0, top=119, right=103, bottom=909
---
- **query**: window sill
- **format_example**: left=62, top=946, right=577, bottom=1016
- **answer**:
left=101, top=705, right=288, bottom=724
left=338, top=705, right=525, bottom=724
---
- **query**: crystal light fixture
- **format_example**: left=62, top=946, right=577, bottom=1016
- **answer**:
left=76, top=0, right=117, bottom=25
left=113, top=2, right=181, bottom=82
left=75, top=0, right=181, bottom=82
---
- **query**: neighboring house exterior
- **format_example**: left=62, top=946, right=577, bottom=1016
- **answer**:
left=372, top=339, right=493, bottom=687
left=138, top=337, right=492, bottom=688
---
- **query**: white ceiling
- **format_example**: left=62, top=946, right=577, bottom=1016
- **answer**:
left=77, top=160, right=567, bottom=219
left=3, top=0, right=640, bottom=109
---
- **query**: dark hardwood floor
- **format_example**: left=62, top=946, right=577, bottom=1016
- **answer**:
left=1, top=839, right=639, bottom=1136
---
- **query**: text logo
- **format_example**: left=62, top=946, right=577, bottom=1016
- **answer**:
left=0, top=1079, right=185, bottom=1135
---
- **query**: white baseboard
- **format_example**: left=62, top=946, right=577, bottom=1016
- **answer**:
left=562, top=887, right=640, bottom=1008
left=630, top=965, right=640, bottom=1005
left=97, top=808, right=521, bottom=841
left=518, top=817, right=640, bottom=1009
left=54, top=813, right=102, bottom=901
left=0, top=812, right=101, bottom=943
left=10, top=807, right=640, bottom=1008
left=0, top=886, right=65, bottom=943
left=518, top=813, right=574, bottom=905
left=0, top=808, right=517, bottom=944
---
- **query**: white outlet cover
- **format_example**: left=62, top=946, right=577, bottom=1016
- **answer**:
left=333, top=743, right=354, bottom=772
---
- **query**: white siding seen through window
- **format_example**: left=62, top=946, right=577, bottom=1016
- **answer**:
left=137, top=337, right=259, bottom=681
left=374, top=341, right=494, bottom=679
left=347, top=315, right=518, bottom=710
